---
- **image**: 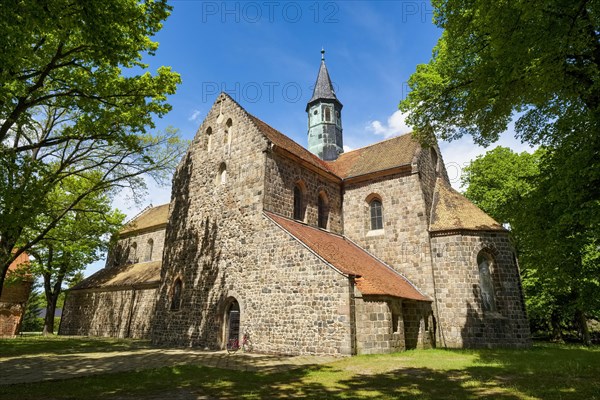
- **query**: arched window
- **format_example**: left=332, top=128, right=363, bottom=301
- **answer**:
left=318, top=192, right=329, bottom=229
left=225, top=118, right=233, bottom=148
left=477, top=251, right=497, bottom=312
left=206, top=127, right=213, bottom=152
left=293, top=182, right=306, bottom=221
left=323, top=106, right=331, bottom=122
left=217, top=162, right=227, bottom=185
left=170, top=279, right=182, bottom=311
left=128, top=242, right=137, bottom=263
left=144, top=239, right=153, bottom=262
left=370, top=199, right=383, bottom=230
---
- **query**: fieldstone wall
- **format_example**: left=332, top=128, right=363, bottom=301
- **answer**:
left=343, top=171, right=436, bottom=298
left=354, top=293, right=433, bottom=354
left=354, top=294, right=405, bottom=354
left=430, top=231, right=530, bottom=348
left=415, top=144, right=449, bottom=225
left=107, top=228, right=166, bottom=268
left=59, top=287, right=158, bottom=339
left=249, top=218, right=353, bottom=355
left=152, top=94, right=352, bottom=355
left=263, top=152, right=343, bottom=234
left=402, top=300, right=435, bottom=350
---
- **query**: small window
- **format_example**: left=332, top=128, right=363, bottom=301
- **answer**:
left=128, top=242, right=137, bottom=263
left=293, top=183, right=306, bottom=221
left=477, top=251, right=497, bottom=312
left=217, top=163, right=227, bottom=185
left=144, top=239, right=153, bottom=262
left=225, top=118, right=233, bottom=147
left=370, top=199, right=383, bottom=230
left=389, top=301, right=401, bottom=333
left=206, top=127, right=213, bottom=152
left=324, top=106, right=331, bottom=122
left=171, top=279, right=182, bottom=311
left=318, top=192, right=329, bottom=229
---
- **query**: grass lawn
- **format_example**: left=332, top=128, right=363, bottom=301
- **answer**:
left=1, top=337, right=599, bottom=399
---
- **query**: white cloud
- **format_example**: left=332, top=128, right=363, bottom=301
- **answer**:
left=188, top=109, right=202, bottom=122
left=343, top=145, right=353, bottom=152
left=367, top=110, right=412, bottom=138
left=440, top=122, right=537, bottom=191
left=364, top=110, right=538, bottom=192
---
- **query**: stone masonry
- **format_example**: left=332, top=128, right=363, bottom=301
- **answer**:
left=62, top=55, right=530, bottom=354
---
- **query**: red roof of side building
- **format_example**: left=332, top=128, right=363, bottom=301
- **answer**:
left=327, top=133, right=419, bottom=179
left=264, top=212, right=431, bottom=302
left=429, top=178, right=505, bottom=233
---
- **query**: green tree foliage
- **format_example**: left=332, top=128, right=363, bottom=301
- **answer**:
left=401, top=0, right=600, bottom=345
left=21, top=285, right=44, bottom=333
left=463, top=147, right=600, bottom=344
left=0, top=0, right=187, bottom=297
left=399, top=0, right=600, bottom=147
left=25, top=174, right=125, bottom=335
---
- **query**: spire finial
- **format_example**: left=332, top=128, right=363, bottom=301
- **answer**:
left=321, top=48, right=325, bottom=61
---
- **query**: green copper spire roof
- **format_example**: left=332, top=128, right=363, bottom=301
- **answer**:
left=306, top=50, right=342, bottom=111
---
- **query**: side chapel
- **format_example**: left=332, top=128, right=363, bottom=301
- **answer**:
left=60, top=52, right=530, bottom=354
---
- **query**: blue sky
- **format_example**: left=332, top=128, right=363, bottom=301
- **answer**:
left=85, top=0, right=534, bottom=276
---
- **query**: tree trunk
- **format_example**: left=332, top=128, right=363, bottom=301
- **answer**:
left=43, top=300, right=56, bottom=335
left=576, top=308, right=591, bottom=346
left=550, top=310, right=564, bottom=343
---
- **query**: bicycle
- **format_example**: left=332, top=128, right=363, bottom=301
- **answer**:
left=226, top=332, right=252, bottom=354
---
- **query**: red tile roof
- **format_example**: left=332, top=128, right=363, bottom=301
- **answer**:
left=328, top=133, right=419, bottom=178
left=248, top=115, right=338, bottom=176
left=245, top=109, right=419, bottom=181
left=430, top=178, right=505, bottom=232
left=265, top=212, right=430, bottom=301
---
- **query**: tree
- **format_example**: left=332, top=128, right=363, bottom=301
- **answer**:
left=401, top=0, right=600, bottom=345
left=462, top=146, right=600, bottom=345
left=21, top=285, right=45, bottom=333
left=399, top=0, right=600, bottom=147
left=25, top=174, right=125, bottom=335
left=0, top=0, right=186, bottom=297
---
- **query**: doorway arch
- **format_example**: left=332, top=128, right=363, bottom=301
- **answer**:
left=224, top=298, right=240, bottom=345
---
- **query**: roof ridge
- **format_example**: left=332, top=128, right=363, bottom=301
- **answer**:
left=246, top=114, right=339, bottom=176
left=124, top=204, right=154, bottom=226
left=336, top=132, right=415, bottom=157
left=264, top=210, right=347, bottom=239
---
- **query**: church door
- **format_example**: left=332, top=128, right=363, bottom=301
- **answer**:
left=226, top=300, right=240, bottom=342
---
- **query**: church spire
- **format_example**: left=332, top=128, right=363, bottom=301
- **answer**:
left=307, top=50, right=343, bottom=161
left=306, top=49, right=340, bottom=109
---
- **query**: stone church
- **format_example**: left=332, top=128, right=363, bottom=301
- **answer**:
left=60, top=54, right=530, bottom=354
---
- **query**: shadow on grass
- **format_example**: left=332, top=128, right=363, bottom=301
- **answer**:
left=0, top=336, right=152, bottom=358
left=446, top=343, right=600, bottom=400
left=2, top=342, right=599, bottom=400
